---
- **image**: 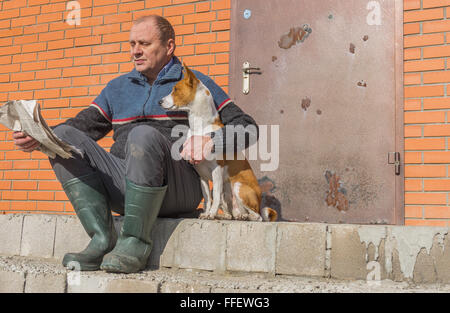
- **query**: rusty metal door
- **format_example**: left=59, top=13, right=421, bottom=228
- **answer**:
left=230, top=0, right=404, bottom=224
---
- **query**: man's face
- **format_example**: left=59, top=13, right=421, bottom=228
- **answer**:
left=129, top=20, right=174, bottom=81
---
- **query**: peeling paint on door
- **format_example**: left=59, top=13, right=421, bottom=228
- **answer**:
left=325, top=171, right=349, bottom=212
left=278, top=25, right=312, bottom=49
left=301, top=97, right=311, bottom=111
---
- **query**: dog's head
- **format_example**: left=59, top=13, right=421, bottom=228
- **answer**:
left=160, top=63, right=212, bottom=112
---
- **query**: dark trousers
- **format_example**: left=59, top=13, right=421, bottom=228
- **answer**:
left=50, top=124, right=203, bottom=217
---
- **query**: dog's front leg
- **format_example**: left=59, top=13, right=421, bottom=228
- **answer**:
left=206, top=165, right=223, bottom=219
left=199, top=177, right=212, bottom=219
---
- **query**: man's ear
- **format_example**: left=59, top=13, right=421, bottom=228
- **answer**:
left=166, top=38, right=176, bottom=57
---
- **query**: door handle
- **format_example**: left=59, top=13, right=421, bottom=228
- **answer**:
left=242, top=61, right=262, bottom=94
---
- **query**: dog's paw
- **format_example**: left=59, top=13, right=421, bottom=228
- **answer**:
left=216, top=212, right=232, bottom=220
left=233, top=213, right=249, bottom=221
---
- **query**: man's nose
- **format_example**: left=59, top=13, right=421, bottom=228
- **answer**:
left=132, top=44, right=143, bottom=56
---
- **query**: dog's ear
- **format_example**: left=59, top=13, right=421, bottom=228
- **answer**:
left=183, top=62, right=197, bottom=87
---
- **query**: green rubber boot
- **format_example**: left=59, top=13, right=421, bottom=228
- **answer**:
left=62, top=173, right=117, bottom=271
left=100, top=179, right=167, bottom=273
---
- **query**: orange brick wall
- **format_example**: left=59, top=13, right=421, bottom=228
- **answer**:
left=0, top=0, right=450, bottom=226
left=404, top=0, right=450, bottom=226
left=0, top=0, right=230, bottom=214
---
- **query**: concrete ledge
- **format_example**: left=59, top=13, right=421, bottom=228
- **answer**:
left=0, top=214, right=449, bottom=284
left=1, top=255, right=450, bottom=293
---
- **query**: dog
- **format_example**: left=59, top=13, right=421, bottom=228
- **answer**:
left=160, top=64, right=277, bottom=222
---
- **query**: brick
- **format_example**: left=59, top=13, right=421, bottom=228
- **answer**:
left=405, top=138, right=445, bottom=150
left=405, top=165, right=446, bottom=177
left=424, top=206, right=450, bottom=218
left=404, top=8, right=444, bottom=22
left=424, top=179, right=450, bottom=191
left=404, top=73, right=421, bottom=85
left=423, top=0, right=450, bottom=8
left=423, top=19, right=450, bottom=33
left=424, top=97, right=450, bottom=109
left=404, top=33, right=445, bottom=48
left=424, top=151, right=450, bottom=163
left=404, top=23, right=421, bottom=35
left=404, top=111, right=445, bottom=124
left=405, top=206, right=423, bottom=218
left=406, top=58, right=443, bottom=73
left=423, top=45, right=450, bottom=58
left=404, top=85, right=445, bottom=97
left=405, top=125, right=422, bottom=137
left=423, top=70, right=450, bottom=83
left=184, top=12, right=216, bottom=24
left=164, top=4, right=195, bottom=16
left=424, top=124, right=450, bottom=136
left=405, top=99, right=421, bottom=110
left=405, top=193, right=447, bottom=205
left=405, top=219, right=448, bottom=226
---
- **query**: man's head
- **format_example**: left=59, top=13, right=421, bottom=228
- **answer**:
left=129, top=15, right=176, bottom=82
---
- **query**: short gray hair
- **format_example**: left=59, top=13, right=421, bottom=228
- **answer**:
left=133, top=15, right=175, bottom=44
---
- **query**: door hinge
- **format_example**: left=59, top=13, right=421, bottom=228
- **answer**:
left=388, top=152, right=401, bottom=175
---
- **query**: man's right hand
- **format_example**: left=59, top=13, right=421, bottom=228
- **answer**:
left=12, top=131, right=41, bottom=153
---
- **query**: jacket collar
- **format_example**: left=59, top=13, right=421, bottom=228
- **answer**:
left=127, top=56, right=183, bottom=84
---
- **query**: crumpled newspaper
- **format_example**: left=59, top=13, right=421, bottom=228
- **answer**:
left=0, top=100, right=79, bottom=159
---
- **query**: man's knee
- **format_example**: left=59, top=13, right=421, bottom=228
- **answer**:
left=126, top=125, right=169, bottom=159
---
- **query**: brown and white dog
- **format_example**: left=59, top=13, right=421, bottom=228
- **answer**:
left=160, top=64, right=277, bottom=222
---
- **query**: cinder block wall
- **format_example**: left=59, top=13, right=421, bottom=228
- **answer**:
left=0, top=0, right=449, bottom=226
left=404, top=0, right=450, bottom=226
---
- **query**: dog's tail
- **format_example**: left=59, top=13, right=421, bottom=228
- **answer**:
left=260, top=207, right=278, bottom=222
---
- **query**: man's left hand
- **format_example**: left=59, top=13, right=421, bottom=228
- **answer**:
left=181, top=135, right=214, bottom=165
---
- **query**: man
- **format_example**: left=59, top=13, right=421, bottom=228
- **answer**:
left=13, top=15, right=258, bottom=273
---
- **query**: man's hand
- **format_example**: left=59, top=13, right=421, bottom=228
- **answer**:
left=12, top=131, right=41, bottom=153
left=181, top=135, right=214, bottom=165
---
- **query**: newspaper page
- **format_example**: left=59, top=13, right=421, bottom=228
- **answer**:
left=0, top=100, right=79, bottom=159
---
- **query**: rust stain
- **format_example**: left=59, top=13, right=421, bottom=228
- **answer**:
left=357, top=80, right=367, bottom=87
left=278, top=24, right=312, bottom=49
left=316, top=109, right=322, bottom=115
left=363, top=35, right=369, bottom=41
left=349, top=43, right=355, bottom=54
left=272, top=56, right=278, bottom=62
left=325, top=170, right=349, bottom=212
left=301, top=97, right=311, bottom=111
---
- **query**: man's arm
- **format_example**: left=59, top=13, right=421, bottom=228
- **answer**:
left=59, top=106, right=112, bottom=141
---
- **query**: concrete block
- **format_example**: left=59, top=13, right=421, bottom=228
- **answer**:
left=54, top=215, right=90, bottom=259
left=275, top=222, right=327, bottom=277
left=105, top=279, right=159, bottom=293
left=160, top=281, right=189, bottom=293
left=329, top=225, right=368, bottom=280
left=226, top=221, right=277, bottom=273
left=0, top=270, right=25, bottom=293
left=67, top=273, right=110, bottom=293
left=149, top=218, right=181, bottom=268
left=432, top=233, right=450, bottom=283
left=386, top=226, right=449, bottom=282
left=0, top=214, right=23, bottom=256
left=174, top=219, right=226, bottom=271
left=24, top=272, right=66, bottom=293
left=20, top=215, right=56, bottom=258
